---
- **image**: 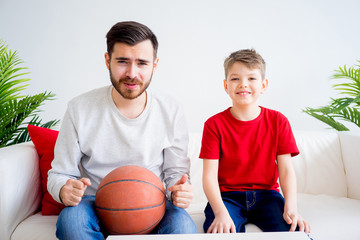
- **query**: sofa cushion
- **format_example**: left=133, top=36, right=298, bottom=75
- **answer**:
left=298, top=193, right=360, bottom=240
left=28, top=125, right=65, bottom=215
left=292, top=131, right=347, bottom=197
left=11, top=212, right=57, bottom=240
left=188, top=132, right=207, bottom=205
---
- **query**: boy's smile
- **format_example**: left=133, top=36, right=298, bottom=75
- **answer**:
left=237, top=90, right=252, bottom=96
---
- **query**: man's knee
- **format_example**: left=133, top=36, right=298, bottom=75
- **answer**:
left=173, top=209, right=197, bottom=233
left=56, top=196, right=104, bottom=240
left=156, top=201, right=197, bottom=234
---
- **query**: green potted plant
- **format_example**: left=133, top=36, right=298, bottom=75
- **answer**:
left=303, top=60, right=360, bottom=131
left=0, top=39, right=59, bottom=147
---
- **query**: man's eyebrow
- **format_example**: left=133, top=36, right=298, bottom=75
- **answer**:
left=137, top=59, right=151, bottom=63
left=114, top=57, right=150, bottom=63
left=115, top=57, right=129, bottom=61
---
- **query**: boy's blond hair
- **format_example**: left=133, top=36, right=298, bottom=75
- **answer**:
left=224, top=49, right=266, bottom=79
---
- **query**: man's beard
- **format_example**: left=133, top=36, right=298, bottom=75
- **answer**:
left=109, top=69, right=153, bottom=100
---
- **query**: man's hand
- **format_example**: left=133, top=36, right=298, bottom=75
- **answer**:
left=59, top=178, right=91, bottom=206
left=168, top=174, right=193, bottom=209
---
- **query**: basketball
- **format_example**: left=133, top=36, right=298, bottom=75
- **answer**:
left=95, top=165, right=166, bottom=235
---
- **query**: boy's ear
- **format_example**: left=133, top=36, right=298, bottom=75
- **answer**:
left=261, top=78, right=269, bottom=93
left=223, top=79, right=229, bottom=94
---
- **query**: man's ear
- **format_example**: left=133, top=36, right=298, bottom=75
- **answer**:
left=223, top=79, right=229, bottom=94
left=261, top=78, right=269, bottom=94
left=153, top=58, right=159, bottom=73
left=105, top=52, right=110, bottom=70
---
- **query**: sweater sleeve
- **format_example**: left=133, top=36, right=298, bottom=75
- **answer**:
left=162, top=105, right=191, bottom=199
left=47, top=103, right=83, bottom=203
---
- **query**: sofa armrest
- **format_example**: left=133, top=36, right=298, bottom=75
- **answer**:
left=339, top=131, right=360, bottom=200
left=0, top=142, right=42, bottom=240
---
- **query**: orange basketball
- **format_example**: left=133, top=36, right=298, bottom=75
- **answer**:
left=95, top=165, right=166, bottom=235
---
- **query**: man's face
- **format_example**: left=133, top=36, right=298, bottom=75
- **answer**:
left=105, top=40, right=158, bottom=100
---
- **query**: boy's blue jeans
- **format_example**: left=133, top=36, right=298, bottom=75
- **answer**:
left=56, top=196, right=197, bottom=240
left=204, top=190, right=294, bottom=232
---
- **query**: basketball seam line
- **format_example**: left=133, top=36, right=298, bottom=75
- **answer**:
left=97, top=179, right=166, bottom=196
left=95, top=197, right=166, bottom=211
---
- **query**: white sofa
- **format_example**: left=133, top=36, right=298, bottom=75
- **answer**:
left=1, top=131, right=360, bottom=240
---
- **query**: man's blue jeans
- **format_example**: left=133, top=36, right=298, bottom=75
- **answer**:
left=204, top=190, right=294, bottom=232
left=56, top=196, right=197, bottom=240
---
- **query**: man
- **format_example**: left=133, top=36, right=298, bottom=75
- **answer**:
left=48, top=21, right=197, bottom=239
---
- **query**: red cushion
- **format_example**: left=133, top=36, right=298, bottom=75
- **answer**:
left=28, top=125, right=65, bottom=215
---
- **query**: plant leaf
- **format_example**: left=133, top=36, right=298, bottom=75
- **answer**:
left=0, top=39, right=59, bottom=147
left=303, top=108, right=349, bottom=131
left=304, top=59, right=360, bottom=131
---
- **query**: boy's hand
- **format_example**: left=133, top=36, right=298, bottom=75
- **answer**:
left=207, top=211, right=236, bottom=233
left=59, top=178, right=91, bottom=206
left=283, top=209, right=311, bottom=234
left=168, top=174, right=193, bottom=209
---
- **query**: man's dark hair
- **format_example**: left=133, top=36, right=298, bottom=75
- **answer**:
left=106, top=21, right=158, bottom=59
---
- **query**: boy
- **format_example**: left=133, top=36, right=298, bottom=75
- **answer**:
left=199, top=49, right=310, bottom=234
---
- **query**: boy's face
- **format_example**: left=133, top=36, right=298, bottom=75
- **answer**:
left=224, top=62, right=268, bottom=109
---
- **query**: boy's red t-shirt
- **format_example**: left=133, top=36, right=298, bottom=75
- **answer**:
left=199, top=107, right=299, bottom=192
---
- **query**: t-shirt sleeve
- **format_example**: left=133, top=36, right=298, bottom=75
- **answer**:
left=199, top=118, right=221, bottom=160
left=277, top=113, right=299, bottom=157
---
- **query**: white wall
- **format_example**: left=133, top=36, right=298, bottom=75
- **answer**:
left=1, top=0, right=360, bottom=132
